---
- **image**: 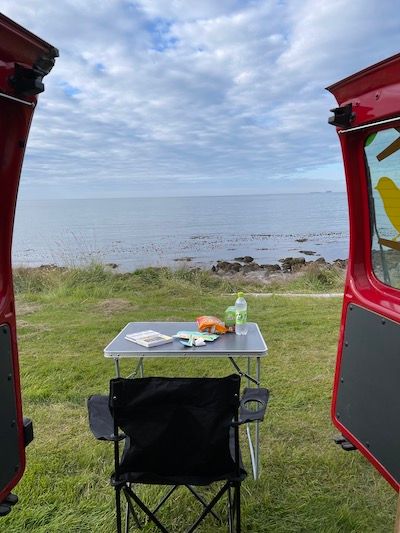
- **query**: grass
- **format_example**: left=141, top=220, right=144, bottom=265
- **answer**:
left=3, top=264, right=396, bottom=532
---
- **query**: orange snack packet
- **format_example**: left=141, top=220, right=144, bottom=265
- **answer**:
left=196, top=316, right=227, bottom=334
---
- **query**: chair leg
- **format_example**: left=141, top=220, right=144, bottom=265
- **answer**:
left=187, top=481, right=230, bottom=533
left=123, top=487, right=142, bottom=530
left=125, top=485, right=169, bottom=533
left=116, top=486, right=123, bottom=533
left=185, top=485, right=221, bottom=523
left=235, top=483, right=241, bottom=533
left=152, top=485, right=178, bottom=515
left=227, top=486, right=233, bottom=533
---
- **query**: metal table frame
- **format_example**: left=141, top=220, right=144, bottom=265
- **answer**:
left=104, top=321, right=268, bottom=480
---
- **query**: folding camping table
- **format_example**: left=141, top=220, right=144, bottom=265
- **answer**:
left=104, top=321, right=268, bottom=480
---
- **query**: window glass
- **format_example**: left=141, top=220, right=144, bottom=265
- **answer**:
left=365, top=128, right=400, bottom=287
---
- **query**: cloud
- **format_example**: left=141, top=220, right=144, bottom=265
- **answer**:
left=134, top=0, right=246, bottom=21
left=1, top=0, right=399, bottom=198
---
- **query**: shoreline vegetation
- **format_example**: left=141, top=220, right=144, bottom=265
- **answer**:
left=7, top=261, right=396, bottom=532
left=13, top=255, right=347, bottom=295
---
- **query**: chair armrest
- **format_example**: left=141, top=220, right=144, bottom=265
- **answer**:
left=238, top=388, right=269, bottom=424
left=87, top=395, right=125, bottom=441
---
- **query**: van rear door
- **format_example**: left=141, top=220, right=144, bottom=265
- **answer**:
left=328, top=53, right=400, bottom=491
left=0, top=14, right=57, bottom=505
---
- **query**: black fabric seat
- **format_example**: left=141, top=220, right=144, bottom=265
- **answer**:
left=88, top=374, right=269, bottom=533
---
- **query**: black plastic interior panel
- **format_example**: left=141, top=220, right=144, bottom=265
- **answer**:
left=336, top=304, right=400, bottom=484
left=0, top=324, right=20, bottom=492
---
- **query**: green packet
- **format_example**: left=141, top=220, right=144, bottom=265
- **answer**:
left=224, top=306, right=236, bottom=330
left=174, top=330, right=219, bottom=342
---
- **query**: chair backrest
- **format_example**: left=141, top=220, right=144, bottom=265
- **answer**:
left=109, top=374, right=240, bottom=483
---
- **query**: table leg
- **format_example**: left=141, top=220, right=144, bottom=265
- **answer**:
left=247, top=355, right=257, bottom=479
left=125, top=499, right=130, bottom=533
left=255, top=356, right=261, bottom=480
left=114, top=357, right=121, bottom=378
left=127, top=358, right=144, bottom=379
left=228, top=357, right=258, bottom=385
left=246, top=424, right=257, bottom=479
left=229, top=356, right=262, bottom=480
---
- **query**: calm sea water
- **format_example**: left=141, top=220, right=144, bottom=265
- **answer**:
left=13, top=193, right=349, bottom=271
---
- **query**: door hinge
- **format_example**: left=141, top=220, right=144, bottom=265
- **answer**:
left=328, top=103, right=355, bottom=128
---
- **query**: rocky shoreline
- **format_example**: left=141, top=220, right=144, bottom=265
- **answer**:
left=24, top=255, right=348, bottom=280
left=211, top=255, right=347, bottom=277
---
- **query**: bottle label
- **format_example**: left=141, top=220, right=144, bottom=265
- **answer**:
left=236, top=310, right=247, bottom=325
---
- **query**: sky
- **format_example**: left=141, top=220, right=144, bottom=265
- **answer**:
left=3, top=0, right=400, bottom=199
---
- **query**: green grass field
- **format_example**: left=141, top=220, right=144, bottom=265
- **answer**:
left=2, top=265, right=396, bottom=532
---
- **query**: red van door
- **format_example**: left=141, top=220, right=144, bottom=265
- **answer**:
left=328, top=53, right=400, bottom=491
left=0, top=14, right=57, bottom=510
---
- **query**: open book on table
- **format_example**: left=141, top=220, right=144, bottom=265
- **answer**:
left=125, top=330, right=174, bottom=348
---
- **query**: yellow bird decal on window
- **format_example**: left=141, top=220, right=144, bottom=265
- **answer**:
left=375, top=177, right=400, bottom=241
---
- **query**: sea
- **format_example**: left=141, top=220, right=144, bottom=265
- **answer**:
left=13, top=192, right=349, bottom=272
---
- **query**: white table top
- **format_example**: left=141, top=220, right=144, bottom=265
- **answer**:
left=104, top=321, right=268, bottom=358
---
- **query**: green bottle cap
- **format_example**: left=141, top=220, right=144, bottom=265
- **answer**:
left=238, top=291, right=244, bottom=298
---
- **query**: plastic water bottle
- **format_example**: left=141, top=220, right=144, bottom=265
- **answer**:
left=235, top=292, right=248, bottom=335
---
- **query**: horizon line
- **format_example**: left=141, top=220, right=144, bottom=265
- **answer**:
left=18, top=190, right=345, bottom=201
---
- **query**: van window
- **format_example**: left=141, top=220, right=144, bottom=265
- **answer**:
left=365, top=128, right=400, bottom=288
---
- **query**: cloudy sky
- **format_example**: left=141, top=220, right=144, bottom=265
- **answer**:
left=3, top=0, right=400, bottom=199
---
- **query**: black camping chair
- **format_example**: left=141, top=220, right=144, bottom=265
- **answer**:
left=87, top=374, right=269, bottom=532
